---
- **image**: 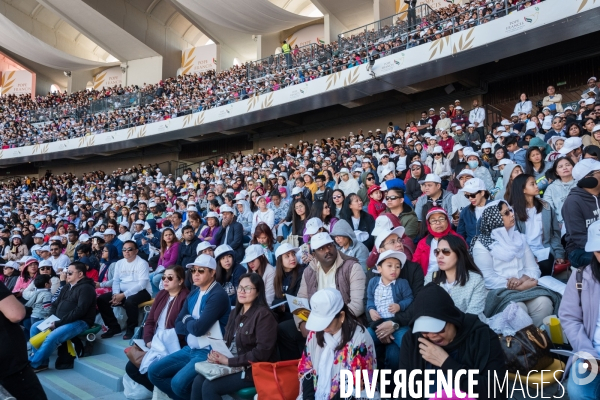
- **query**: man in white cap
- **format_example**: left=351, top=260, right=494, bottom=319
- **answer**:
left=147, top=254, right=230, bottom=399
left=563, top=158, right=600, bottom=268
left=103, top=228, right=123, bottom=255
left=277, top=232, right=365, bottom=361
left=214, top=204, right=244, bottom=262
left=559, top=136, right=583, bottom=166
left=414, top=174, right=454, bottom=224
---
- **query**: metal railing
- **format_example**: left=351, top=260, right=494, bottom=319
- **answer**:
left=246, top=43, right=333, bottom=81
left=338, top=4, right=437, bottom=52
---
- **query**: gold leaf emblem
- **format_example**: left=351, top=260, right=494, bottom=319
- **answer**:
left=126, top=127, right=136, bottom=139
left=137, top=126, right=147, bottom=138
left=260, top=93, right=274, bottom=110
left=1, top=71, right=16, bottom=95
left=195, top=111, right=205, bottom=126
left=31, top=143, right=40, bottom=155
left=246, top=93, right=260, bottom=112
left=452, top=28, right=475, bottom=55
left=181, top=48, right=196, bottom=75
left=182, top=114, right=193, bottom=128
left=93, top=72, right=107, bottom=90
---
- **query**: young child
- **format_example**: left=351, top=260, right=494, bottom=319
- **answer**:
left=541, top=107, right=553, bottom=131
left=367, top=185, right=386, bottom=219
left=366, top=250, right=413, bottom=351
left=24, top=274, right=52, bottom=340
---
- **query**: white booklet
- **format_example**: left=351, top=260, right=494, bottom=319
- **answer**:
left=208, top=338, right=234, bottom=358
left=286, top=295, right=311, bottom=321
left=37, top=315, right=60, bottom=331
left=197, top=320, right=223, bottom=349
left=538, top=276, right=567, bottom=296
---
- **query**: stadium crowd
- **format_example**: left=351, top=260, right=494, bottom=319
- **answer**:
left=2, top=71, right=600, bottom=399
left=0, top=0, right=544, bottom=149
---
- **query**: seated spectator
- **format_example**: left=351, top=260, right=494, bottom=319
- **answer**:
left=49, top=242, right=71, bottom=273
left=23, top=274, right=53, bottom=341
left=366, top=215, right=416, bottom=269
left=22, top=259, right=59, bottom=300
left=150, top=228, right=181, bottom=295
left=272, top=243, right=306, bottom=321
left=405, top=162, right=425, bottom=205
left=399, top=284, right=506, bottom=399
left=176, top=225, right=202, bottom=269
left=250, top=222, right=279, bottom=265
left=496, top=162, right=523, bottom=202
left=277, top=232, right=365, bottom=360
left=559, top=220, right=600, bottom=400
left=125, top=266, right=190, bottom=393
left=241, top=244, right=275, bottom=306
left=563, top=159, right=600, bottom=268
left=413, top=207, right=464, bottom=279
left=215, top=205, right=245, bottom=263
left=95, top=245, right=119, bottom=296
left=510, top=174, right=564, bottom=276
left=542, top=156, right=577, bottom=235
left=367, top=250, right=413, bottom=356
left=457, top=177, right=490, bottom=244
left=214, top=244, right=246, bottom=306
left=427, top=234, right=487, bottom=316
left=29, top=261, right=96, bottom=371
left=464, top=150, right=494, bottom=191
left=414, top=174, right=454, bottom=224
left=449, top=167, right=473, bottom=215
left=191, top=273, right=278, bottom=399
left=384, top=187, right=418, bottom=239
left=251, top=195, right=274, bottom=235
left=12, top=258, right=38, bottom=298
left=298, top=288, right=376, bottom=400
left=198, top=212, right=221, bottom=246
left=339, top=193, right=376, bottom=250
left=304, top=200, right=338, bottom=243
left=330, top=219, right=369, bottom=268
left=234, top=200, right=253, bottom=240
left=331, top=189, right=345, bottom=219
left=471, top=200, right=553, bottom=327
left=148, top=255, right=230, bottom=400
left=5, top=235, right=28, bottom=261
left=425, top=146, right=452, bottom=181
left=0, top=260, right=19, bottom=291
left=334, top=168, right=359, bottom=196
left=98, top=241, right=152, bottom=339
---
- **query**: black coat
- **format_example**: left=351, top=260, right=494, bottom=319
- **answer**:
left=214, top=221, right=244, bottom=262
left=177, top=236, right=202, bottom=267
left=342, top=211, right=375, bottom=250
left=51, top=277, right=97, bottom=328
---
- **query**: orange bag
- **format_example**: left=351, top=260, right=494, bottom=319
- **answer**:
left=251, top=359, right=300, bottom=400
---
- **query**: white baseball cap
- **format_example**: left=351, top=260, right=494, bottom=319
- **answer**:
left=310, top=232, right=334, bottom=250
left=462, top=177, right=487, bottom=193
left=558, top=137, right=583, bottom=155
left=371, top=216, right=394, bottom=237
left=455, top=169, right=474, bottom=179
left=305, top=288, right=345, bottom=331
left=275, top=243, right=300, bottom=259
left=375, top=249, right=407, bottom=268
left=103, top=229, right=117, bottom=236
left=241, top=244, right=266, bottom=264
left=197, top=241, right=217, bottom=255
left=186, top=254, right=217, bottom=270
left=79, top=234, right=90, bottom=242
left=492, top=159, right=514, bottom=171
left=304, top=217, right=324, bottom=235
left=418, top=174, right=442, bottom=185
left=291, top=187, right=303, bottom=196
left=213, top=244, right=232, bottom=258
left=412, top=316, right=446, bottom=334
left=380, top=164, right=395, bottom=177
left=374, top=226, right=406, bottom=250
left=220, top=205, right=234, bottom=214
left=573, top=158, right=600, bottom=181
left=205, top=212, right=220, bottom=220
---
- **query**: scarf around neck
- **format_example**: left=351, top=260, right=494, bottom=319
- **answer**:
left=316, top=330, right=342, bottom=400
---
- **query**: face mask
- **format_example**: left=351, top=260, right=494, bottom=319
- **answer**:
left=468, top=161, right=479, bottom=169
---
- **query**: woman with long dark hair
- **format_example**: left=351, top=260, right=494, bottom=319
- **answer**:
left=339, top=193, right=375, bottom=250
left=287, top=198, right=310, bottom=241
left=559, top=221, right=600, bottom=399
left=191, top=273, right=278, bottom=399
left=525, top=147, right=552, bottom=194
left=428, top=234, right=487, bottom=316
left=242, top=244, right=276, bottom=306
left=331, top=189, right=345, bottom=218
left=509, top=174, right=564, bottom=276
left=543, top=156, right=577, bottom=235
left=306, top=200, right=338, bottom=236
left=298, top=288, right=376, bottom=400
left=250, top=223, right=279, bottom=265
left=214, top=244, right=246, bottom=306
left=272, top=243, right=306, bottom=321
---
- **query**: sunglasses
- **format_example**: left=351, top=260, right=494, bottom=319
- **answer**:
left=433, top=248, right=452, bottom=257
left=190, top=268, right=207, bottom=274
left=40, top=266, right=52, bottom=271
left=367, top=177, right=375, bottom=181
left=433, top=153, right=442, bottom=156
left=464, top=192, right=480, bottom=199
left=66, top=271, right=76, bottom=276
left=501, top=209, right=514, bottom=217
left=385, top=196, right=401, bottom=201
left=332, top=195, right=343, bottom=200
left=161, top=275, right=175, bottom=281
left=123, top=248, right=135, bottom=252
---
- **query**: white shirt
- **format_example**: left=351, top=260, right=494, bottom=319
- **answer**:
left=525, top=207, right=544, bottom=252
left=351, top=216, right=360, bottom=230
left=112, top=256, right=152, bottom=297
left=118, top=232, right=132, bottom=242
left=427, top=238, right=439, bottom=275
left=51, top=254, right=71, bottom=273
left=475, top=206, right=485, bottom=220
left=155, top=296, right=175, bottom=335
left=317, top=262, right=338, bottom=291
left=251, top=209, right=275, bottom=234
left=469, top=107, right=485, bottom=125
left=374, top=279, right=395, bottom=319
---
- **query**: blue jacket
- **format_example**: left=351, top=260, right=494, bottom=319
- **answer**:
left=366, top=276, right=414, bottom=313
left=457, top=202, right=488, bottom=245
left=175, top=282, right=231, bottom=339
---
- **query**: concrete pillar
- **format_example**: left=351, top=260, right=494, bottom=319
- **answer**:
left=67, top=70, right=94, bottom=93
left=257, top=33, right=282, bottom=60
left=373, top=0, right=397, bottom=22
left=323, top=14, right=348, bottom=44
left=123, top=56, right=162, bottom=88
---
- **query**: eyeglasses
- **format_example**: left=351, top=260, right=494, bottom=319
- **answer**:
left=385, top=196, right=401, bottom=201
left=433, top=248, right=452, bottom=257
left=237, top=286, right=256, bottom=293
left=161, top=275, right=175, bottom=282
left=123, top=248, right=135, bottom=252
left=501, top=209, right=514, bottom=217
left=190, top=268, right=207, bottom=274
left=384, top=238, right=402, bottom=246
left=464, top=192, right=480, bottom=199
left=429, top=218, right=447, bottom=225
left=40, top=266, right=52, bottom=271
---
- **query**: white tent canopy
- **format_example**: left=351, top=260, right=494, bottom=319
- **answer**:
left=176, top=0, right=318, bottom=34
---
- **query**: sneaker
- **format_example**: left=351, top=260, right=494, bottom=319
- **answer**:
left=100, top=328, right=122, bottom=339
left=123, top=330, right=135, bottom=340
left=33, top=365, right=49, bottom=373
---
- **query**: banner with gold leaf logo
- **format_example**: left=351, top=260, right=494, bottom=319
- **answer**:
left=285, top=25, right=325, bottom=48
left=92, top=66, right=123, bottom=90
left=181, top=44, right=217, bottom=75
left=1, top=70, right=32, bottom=95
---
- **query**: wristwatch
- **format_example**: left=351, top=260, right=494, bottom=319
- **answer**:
left=392, top=322, right=400, bottom=331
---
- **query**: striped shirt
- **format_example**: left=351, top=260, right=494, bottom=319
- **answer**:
left=374, top=279, right=396, bottom=318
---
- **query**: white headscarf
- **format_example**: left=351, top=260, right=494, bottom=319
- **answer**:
left=315, top=330, right=342, bottom=400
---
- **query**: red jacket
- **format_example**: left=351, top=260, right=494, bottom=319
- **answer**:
left=367, top=199, right=386, bottom=220
left=412, top=230, right=465, bottom=275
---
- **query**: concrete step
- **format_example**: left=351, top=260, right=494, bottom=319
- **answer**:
left=92, top=335, right=130, bottom=358
left=37, top=368, right=126, bottom=400
left=73, top=353, right=128, bottom=392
